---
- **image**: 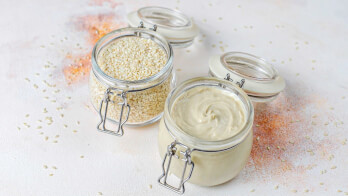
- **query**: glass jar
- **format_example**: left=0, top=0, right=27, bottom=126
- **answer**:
left=157, top=77, right=254, bottom=194
left=89, top=27, right=176, bottom=136
left=127, top=6, right=200, bottom=48
left=157, top=52, right=285, bottom=194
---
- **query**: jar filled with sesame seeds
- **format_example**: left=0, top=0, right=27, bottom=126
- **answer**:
left=157, top=52, right=286, bottom=194
left=89, top=26, right=176, bottom=136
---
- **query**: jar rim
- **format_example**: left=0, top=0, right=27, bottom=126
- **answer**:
left=220, top=52, right=277, bottom=81
left=91, top=27, right=174, bottom=91
left=137, top=6, right=192, bottom=30
left=163, top=77, right=254, bottom=152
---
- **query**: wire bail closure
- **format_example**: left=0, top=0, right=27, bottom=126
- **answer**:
left=224, top=73, right=245, bottom=88
left=97, top=88, right=130, bottom=137
left=158, top=141, right=194, bottom=194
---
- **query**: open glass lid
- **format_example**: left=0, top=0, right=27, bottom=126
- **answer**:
left=127, top=6, right=199, bottom=48
left=209, top=52, right=286, bottom=102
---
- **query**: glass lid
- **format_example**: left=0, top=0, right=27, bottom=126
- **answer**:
left=127, top=6, right=199, bottom=48
left=209, top=52, right=286, bottom=102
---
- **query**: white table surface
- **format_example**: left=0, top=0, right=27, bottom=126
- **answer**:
left=0, top=0, right=347, bottom=195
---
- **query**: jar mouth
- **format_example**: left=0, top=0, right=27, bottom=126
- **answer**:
left=137, top=6, right=192, bottom=30
left=163, top=77, right=254, bottom=151
left=220, top=52, right=277, bottom=81
left=91, top=27, right=174, bottom=91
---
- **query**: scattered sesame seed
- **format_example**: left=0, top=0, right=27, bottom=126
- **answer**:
left=320, top=182, right=324, bottom=185
left=64, top=124, right=68, bottom=128
left=39, top=132, right=44, bottom=135
left=304, top=189, right=309, bottom=193
left=43, top=165, right=48, bottom=169
left=45, top=136, right=49, bottom=141
left=25, top=114, right=30, bottom=118
left=37, top=126, right=42, bottom=129
left=292, top=190, right=297, bottom=193
left=98, top=192, right=103, bottom=195
left=49, top=173, right=54, bottom=176
left=324, top=132, right=328, bottom=136
left=331, top=166, right=337, bottom=169
left=274, top=185, right=279, bottom=190
left=73, top=130, right=77, bottom=133
left=250, top=189, right=255, bottom=192
left=80, top=155, right=84, bottom=158
left=43, top=108, right=48, bottom=113
left=149, top=184, right=152, bottom=189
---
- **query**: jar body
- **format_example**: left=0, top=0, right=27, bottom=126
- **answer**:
left=89, top=70, right=176, bottom=126
left=89, top=27, right=175, bottom=127
left=158, top=118, right=253, bottom=186
left=157, top=77, right=254, bottom=188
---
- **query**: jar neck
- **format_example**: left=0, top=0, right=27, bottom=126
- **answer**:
left=163, top=77, right=254, bottom=152
left=91, top=27, right=173, bottom=91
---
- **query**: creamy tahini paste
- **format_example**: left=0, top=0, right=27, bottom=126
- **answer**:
left=171, top=86, right=246, bottom=141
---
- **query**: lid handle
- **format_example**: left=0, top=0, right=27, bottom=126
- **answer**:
left=158, top=141, right=194, bottom=194
left=97, top=88, right=130, bottom=137
left=224, top=73, right=245, bottom=88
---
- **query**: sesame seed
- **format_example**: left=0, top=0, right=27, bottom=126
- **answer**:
left=45, top=136, right=49, bottom=141
left=331, top=166, right=337, bottom=169
left=43, top=165, right=48, bottom=169
left=98, top=192, right=103, bottom=195
left=80, top=155, right=84, bottom=158
left=49, top=173, right=54, bottom=176
left=52, top=166, right=57, bottom=169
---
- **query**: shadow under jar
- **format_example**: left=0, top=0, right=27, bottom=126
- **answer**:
left=158, top=77, right=254, bottom=194
left=89, top=27, right=176, bottom=136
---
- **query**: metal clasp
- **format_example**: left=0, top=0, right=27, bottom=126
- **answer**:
left=138, top=21, right=157, bottom=31
left=97, top=88, right=130, bottom=137
left=158, top=141, right=194, bottom=194
left=224, top=73, right=245, bottom=88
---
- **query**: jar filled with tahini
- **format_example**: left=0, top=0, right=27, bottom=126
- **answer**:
left=158, top=52, right=285, bottom=194
left=89, top=26, right=175, bottom=136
